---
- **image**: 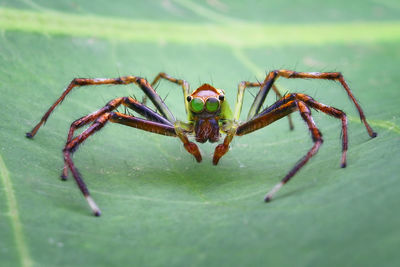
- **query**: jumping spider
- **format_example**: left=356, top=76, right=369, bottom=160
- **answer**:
left=26, top=70, right=377, bottom=216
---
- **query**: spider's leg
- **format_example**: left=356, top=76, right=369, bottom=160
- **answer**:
left=248, top=70, right=376, bottom=138
left=294, top=93, right=348, bottom=167
left=264, top=101, right=322, bottom=202
left=213, top=81, right=294, bottom=165
left=253, top=93, right=348, bottom=167
left=236, top=96, right=323, bottom=201
left=264, top=101, right=323, bottom=202
left=26, top=76, right=175, bottom=138
left=214, top=95, right=297, bottom=165
left=61, top=97, right=173, bottom=179
left=234, top=81, right=294, bottom=129
left=149, top=72, right=191, bottom=116
left=63, top=112, right=177, bottom=216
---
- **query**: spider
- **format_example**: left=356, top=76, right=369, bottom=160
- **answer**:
left=26, top=70, right=377, bottom=216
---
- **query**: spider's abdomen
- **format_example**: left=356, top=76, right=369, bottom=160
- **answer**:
left=194, top=118, right=220, bottom=143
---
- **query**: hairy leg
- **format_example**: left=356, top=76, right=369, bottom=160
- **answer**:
left=26, top=76, right=175, bottom=138
left=149, top=72, right=191, bottom=116
left=63, top=112, right=177, bottom=216
left=234, top=81, right=294, bottom=129
left=62, top=97, right=173, bottom=179
left=248, top=69, right=376, bottom=138
left=234, top=93, right=352, bottom=201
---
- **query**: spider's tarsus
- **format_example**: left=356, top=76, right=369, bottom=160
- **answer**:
left=94, top=210, right=101, bottom=217
left=371, top=132, right=378, bottom=138
left=264, top=182, right=284, bottom=202
left=341, top=162, right=347, bottom=168
left=85, top=195, right=101, bottom=217
left=264, top=196, right=272, bottom=202
left=60, top=174, right=68, bottom=181
left=25, top=132, right=33, bottom=138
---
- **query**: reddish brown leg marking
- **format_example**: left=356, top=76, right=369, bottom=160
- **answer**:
left=61, top=96, right=172, bottom=179
left=295, top=93, right=348, bottom=167
left=149, top=72, right=191, bottom=115
left=174, top=122, right=202, bottom=162
left=264, top=101, right=323, bottom=202
left=251, top=70, right=376, bottom=138
left=213, top=129, right=235, bottom=165
left=151, top=72, right=189, bottom=88
left=236, top=92, right=353, bottom=201
left=238, top=81, right=294, bottom=130
left=63, top=113, right=112, bottom=216
left=63, top=112, right=177, bottom=216
left=239, top=93, right=348, bottom=166
left=26, top=76, right=175, bottom=138
left=61, top=97, right=123, bottom=179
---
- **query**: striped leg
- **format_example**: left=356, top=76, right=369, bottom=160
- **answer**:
left=63, top=112, right=177, bottom=216
left=61, top=97, right=173, bottom=179
left=264, top=101, right=323, bottom=202
left=252, top=93, right=348, bottom=167
left=294, top=93, right=348, bottom=167
left=213, top=80, right=295, bottom=165
left=234, top=81, right=294, bottom=129
left=26, top=76, right=175, bottom=138
left=248, top=69, right=376, bottom=138
left=236, top=93, right=350, bottom=201
left=149, top=72, right=191, bottom=116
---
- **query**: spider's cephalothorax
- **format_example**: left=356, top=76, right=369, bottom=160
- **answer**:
left=26, top=71, right=377, bottom=216
left=186, top=84, right=229, bottom=143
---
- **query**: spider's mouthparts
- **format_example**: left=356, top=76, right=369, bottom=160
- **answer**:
left=195, top=118, right=220, bottom=143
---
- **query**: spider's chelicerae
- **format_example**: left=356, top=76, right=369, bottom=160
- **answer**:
left=26, top=70, right=377, bottom=216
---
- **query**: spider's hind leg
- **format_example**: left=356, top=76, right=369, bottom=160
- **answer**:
left=236, top=93, right=350, bottom=202
left=294, top=93, right=348, bottom=167
left=63, top=112, right=177, bottom=216
left=62, top=96, right=173, bottom=179
left=264, top=101, right=323, bottom=202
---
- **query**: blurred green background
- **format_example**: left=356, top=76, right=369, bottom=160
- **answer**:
left=0, top=0, right=399, bottom=266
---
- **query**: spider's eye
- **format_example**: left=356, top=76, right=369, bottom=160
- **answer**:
left=186, top=95, right=192, bottom=102
left=206, top=97, right=220, bottom=112
left=190, top=98, right=205, bottom=112
left=218, top=95, right=225, bottom=101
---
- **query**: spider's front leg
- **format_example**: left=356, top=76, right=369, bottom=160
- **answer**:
left=249, top=70, right=376, bottom=138
left=26, top=75, right=176, bottom=138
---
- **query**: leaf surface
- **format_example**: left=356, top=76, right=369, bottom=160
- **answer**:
left=0, top=1, right=399, bottom=266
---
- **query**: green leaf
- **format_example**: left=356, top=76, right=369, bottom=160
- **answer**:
left=1, top=1, right=399, bottom=267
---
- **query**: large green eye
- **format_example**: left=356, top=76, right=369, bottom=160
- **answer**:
left=191, top=98, right=205, bottom=112
left=206, top=97, right=220, bottom=112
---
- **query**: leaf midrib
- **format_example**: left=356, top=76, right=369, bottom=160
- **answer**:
left=0, top=153, right=33, bottom=267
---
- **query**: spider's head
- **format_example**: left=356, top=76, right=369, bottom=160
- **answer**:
left=187, top=84, right=227, bottom=143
